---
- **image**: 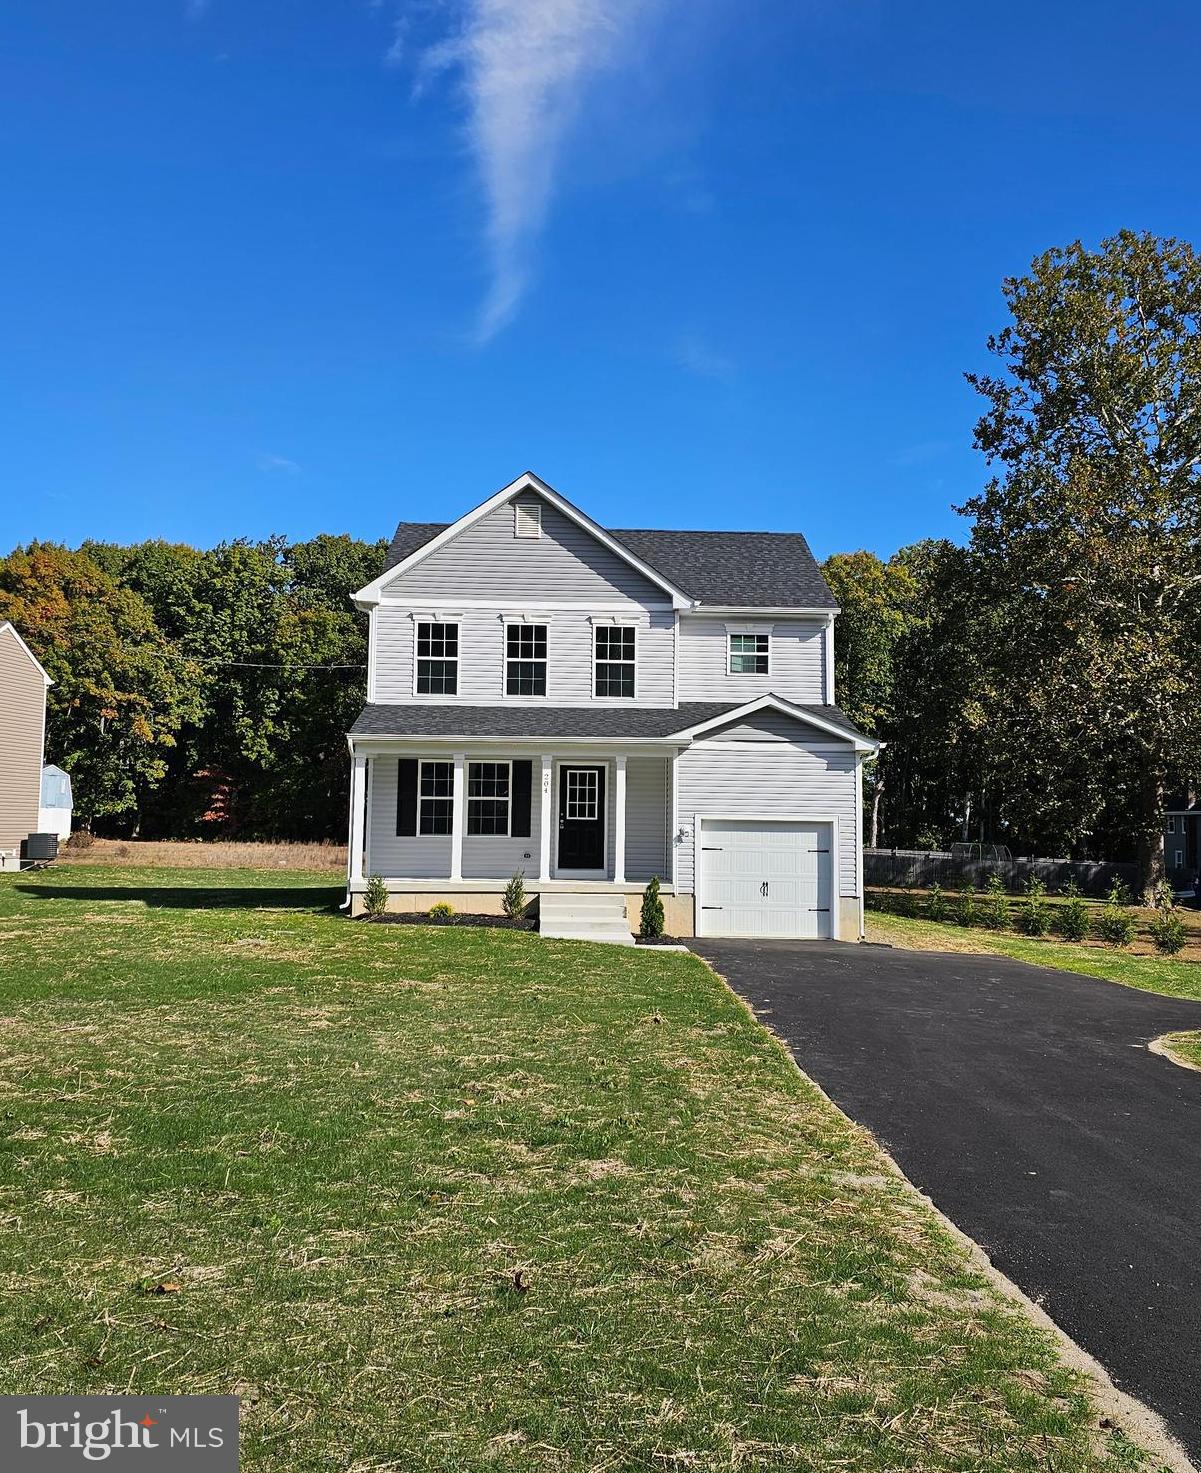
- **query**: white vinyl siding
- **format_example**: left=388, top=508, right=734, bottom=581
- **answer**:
left=389, top=495, right=670, bottom=604
left=626, top=755, right=670, bottom=883
left=374, top=606, right=674, bottom=706
left=701, top=711, right=839, bottom=744
left=678, top=616, right=828, bottom=704
left=366, top=755, right=543, bottom=880
left=676, top=740, right=858, bottom=897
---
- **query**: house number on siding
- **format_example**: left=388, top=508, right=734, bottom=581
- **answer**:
left=542, top=770, right=552, bottom=796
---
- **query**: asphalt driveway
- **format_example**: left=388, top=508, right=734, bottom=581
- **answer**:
left=689, top=938, right=1201, bottom=1461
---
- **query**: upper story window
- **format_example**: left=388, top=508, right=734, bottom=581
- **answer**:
left=728, top=632, right=770, bottom=675
left=418, top=760, right=453, bottom=835
left=467, top=761, right=510, bottom=835
left=594, top=625, right=636, bottom=698
left=506, top=623, right=547, bottom=696
left=1168, top=816, right=1177, bottom=834
left=416, top=621, right=458, bottom=695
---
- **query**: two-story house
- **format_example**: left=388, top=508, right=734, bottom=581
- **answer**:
left=345, top=472, right=878, bottom=942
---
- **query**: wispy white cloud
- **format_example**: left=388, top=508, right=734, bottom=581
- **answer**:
left=673, top=333, right=736, bottom=382
left=257, top=454, right=302, bottom=476
left=417, top=0, right=664, bottom=342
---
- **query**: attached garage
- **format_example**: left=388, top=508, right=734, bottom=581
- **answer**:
left=696, top=817, right=836, bottom=939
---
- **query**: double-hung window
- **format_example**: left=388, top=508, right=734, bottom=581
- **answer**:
left=416, top=622, right=458, bottom=695
left=418, top=760, right=454, bottom=835
left=594, top=625, right=636, bottom=698
left=728, top=632, right=770, bottom=675
left=467, top=761, right=510, bottom=835
left=506, top=623, right=547, bottom=696
left=1168, top=817, right=1177, bottom=835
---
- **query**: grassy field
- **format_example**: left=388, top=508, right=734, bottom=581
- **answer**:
left=867, top=910, right=1201, bottom=1001
left=57, top=837, right=346, bottom=870
left=0, top=865, right=1164, bottom=1472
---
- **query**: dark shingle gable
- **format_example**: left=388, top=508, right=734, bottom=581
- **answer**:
left=381, top=516, right=835, bottom=609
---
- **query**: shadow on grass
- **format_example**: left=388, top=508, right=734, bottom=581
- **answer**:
left=16, top=883, right=344, bottom=912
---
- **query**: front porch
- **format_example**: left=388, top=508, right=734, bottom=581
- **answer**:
left=346, top=744, right=684, bottom=925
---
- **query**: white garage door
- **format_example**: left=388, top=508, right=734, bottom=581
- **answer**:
left=698, top=819, right=834, bottom=938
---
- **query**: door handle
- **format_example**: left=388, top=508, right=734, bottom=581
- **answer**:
left=760, top=880, right=769, bottom=897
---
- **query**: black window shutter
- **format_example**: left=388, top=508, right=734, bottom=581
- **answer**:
left=397, top=758, right=418, bottom=836
left=510, top=760, right=532, bottom=838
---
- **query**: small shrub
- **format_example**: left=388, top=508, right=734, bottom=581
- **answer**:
left=926, top=883, right=948, bottom=922
left=1095, top=879, right=1136, bottom=948
left=428, top=901, right=455, bottom=919
left=1149, top=884, right=1187, bottom=956
left=1057, top=879, right=1089, bottom=942
left=981, top=874, right=1011, bottom=931
left=502, top=870, right=527, bottom=919
left=954, top=886, right=976, bottom=928
left=65, top=829, right=95, bottom=851
left=640, top=876, right=665, bottom=938
left=363, top=874, right=388, bottom=919
left=1018, top=877, right=1051, bottom=937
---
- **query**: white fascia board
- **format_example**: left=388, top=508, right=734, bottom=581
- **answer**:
left=349, top=733, right=687, bottom=750
left=671, top=692, right=880, bottom=750
left=352, top=472, right=693, bottom=610
left=684, top=606, right=840, bottom=619
left=0, top=622, right=53, bottom=685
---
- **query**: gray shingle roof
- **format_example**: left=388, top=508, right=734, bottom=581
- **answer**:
left=350, top=701, right=867, bottom=741
left=381, top=519, right=836, bottom=609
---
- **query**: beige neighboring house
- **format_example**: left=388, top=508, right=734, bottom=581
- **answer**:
left=0, top=621, right=52, bottom=855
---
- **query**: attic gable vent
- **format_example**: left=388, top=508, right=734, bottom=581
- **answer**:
left=514, top=499, right=542, bottom=539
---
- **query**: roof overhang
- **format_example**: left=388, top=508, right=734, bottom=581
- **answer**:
left=353, top=471, right=694, bottom=611
left=669, top=693, right=880, bottom=753
left=0, top=622, right=52, bottom=685
left=684, top=606, right=839, bottom=619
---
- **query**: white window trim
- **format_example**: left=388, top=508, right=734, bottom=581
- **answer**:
left=417, top=758, right=455, bottom=837
left=1167, top=816, right=1177, bottom=834
left=502, top=619, right=549, bottom=700
left=466, top=758, right=513, bottom=838
left=1175, top=849, right=1185, bottom=868
left=412, top=618, right=460, bottom=699
left=592, top=621, right=638, bottom=701
left=726, top=630, right=772, bottom=677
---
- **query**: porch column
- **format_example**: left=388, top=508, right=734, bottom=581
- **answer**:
left=614, top=754, right=627, bottom=885
left=539, top=754, right=553, bottom=882
left=450, top=752, right=466, bottom=881
left=669, top=749, right=679, bottom=891
left=348, top=749, right=368, bottom=885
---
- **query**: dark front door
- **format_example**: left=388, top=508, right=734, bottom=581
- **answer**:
left=558, top=765, right=606, bottom=871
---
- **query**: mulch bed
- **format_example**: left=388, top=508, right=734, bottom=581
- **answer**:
left=635, top=935, right=688, bottom=946
left=360, top=912, right=537, bottom=931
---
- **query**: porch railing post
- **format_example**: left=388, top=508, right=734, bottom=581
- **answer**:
left=450, top=752, right=465, bottom=882
left=348, top=748, right=367, bottom=886
left=614, top=754, right=627, bottom=886
left=539, top=755, right=553, bottom=882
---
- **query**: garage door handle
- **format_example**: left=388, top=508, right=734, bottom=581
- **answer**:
left=760, top=881, right=768, bottom=897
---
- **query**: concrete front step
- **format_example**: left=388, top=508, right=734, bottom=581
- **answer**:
left=538, top=892, right=634, bottom=945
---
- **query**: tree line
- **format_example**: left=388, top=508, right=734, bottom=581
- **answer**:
left=826, top=231, right=1201, bottom=895
left=0, top=534, right=385, bottom=841
left=2, top=233, right=1198, bottom=891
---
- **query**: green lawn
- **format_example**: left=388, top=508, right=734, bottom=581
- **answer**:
left=1152, top=1032, right=1201, bottom=1070
left=0, top=865, right=1162, bottom=1471
left=868, top=910, right=1201, bottom=1002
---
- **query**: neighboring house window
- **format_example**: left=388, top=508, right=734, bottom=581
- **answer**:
left=1175, top=849, right=1185, bottom=869
left=728, top=632, right=770, bottom=675
left=506, top=623, right=547, bottom=696
left=416, top=622, right=458, bottom=695
left=1167, top=817, right=1177, bottom=834
left=467, top=761, right=510, bottom=835
left=418, top=760, right=453, bottom=835
left=594, top=625, right=636, bottom=698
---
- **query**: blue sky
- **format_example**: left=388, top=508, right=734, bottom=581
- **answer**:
left=3, top=1, right=1199, bottom=561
